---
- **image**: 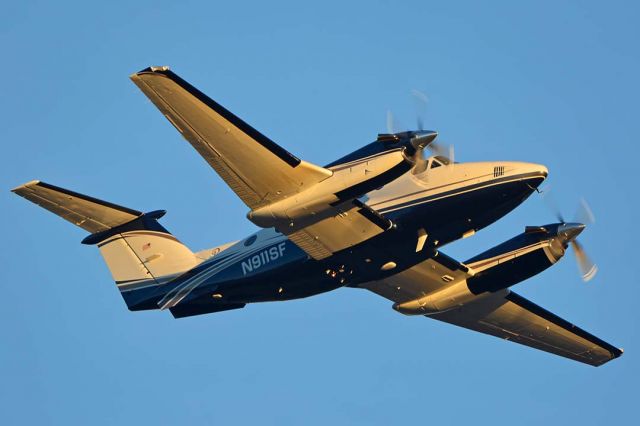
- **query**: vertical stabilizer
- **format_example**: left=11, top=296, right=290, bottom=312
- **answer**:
left=12, top=180, right=201, bottom=310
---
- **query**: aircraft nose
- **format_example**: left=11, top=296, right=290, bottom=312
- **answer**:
left=526, top=163, right=548, bottom=179
left=518, top=162, right=548, bottom=188
left=538, top=164, right=548, bottom=179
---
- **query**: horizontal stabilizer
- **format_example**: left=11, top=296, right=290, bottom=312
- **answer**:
left=12, top=180, right=203, bottom=311
left=12, top=180, right=142, bottom=233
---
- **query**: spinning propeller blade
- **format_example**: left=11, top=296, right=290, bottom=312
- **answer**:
left=386, top=110, right=395, bottom=134
left=571, top=239, right=598, bottom=282
left=411, top=89, right=428, bottom=131
left=543, top=191, right=597, bottom=282
left=575, top=197, right=596, bottom=226
left=381, top=91, right=457, bottom=174
left=410, top=89, right=454, bottom=164
left=541, top=186, right=565, bottom=223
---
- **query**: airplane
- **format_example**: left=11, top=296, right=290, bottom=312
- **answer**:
left=12, top=66, right=622, bottom=367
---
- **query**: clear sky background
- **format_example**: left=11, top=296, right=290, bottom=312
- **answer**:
left=1, top=1, right=638, bottom=424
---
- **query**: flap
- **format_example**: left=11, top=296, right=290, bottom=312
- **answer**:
left=285, top=200, right=392, bottom=260
left=362, top=251, right=470, bottom=303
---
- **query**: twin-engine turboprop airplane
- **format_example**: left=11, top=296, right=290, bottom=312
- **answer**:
left=13, top=66, right=622, bottom=366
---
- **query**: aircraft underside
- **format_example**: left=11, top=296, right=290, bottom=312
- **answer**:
left=11, top=66, right=622, bottom=367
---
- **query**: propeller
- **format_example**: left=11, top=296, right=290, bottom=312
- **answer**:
left=572, top=238, right=598, bottom=282
left=543, top=191, right=598, bottom=282
left=384, top=109, right=435, bottom=174
left=386, top=110, right=397, bottom=135
left=411, top=89, right=428, bottom=131
left=383, top=90, right=456, bottom=174
left=411, top=89, right=454, bottom=165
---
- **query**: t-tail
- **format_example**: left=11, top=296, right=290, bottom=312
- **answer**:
left=11, top=180, right=201, bottom=311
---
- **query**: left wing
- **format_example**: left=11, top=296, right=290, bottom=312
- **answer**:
left=130, top=66, right=395, bottom=260
left=361, top=254, right=622, bottom=366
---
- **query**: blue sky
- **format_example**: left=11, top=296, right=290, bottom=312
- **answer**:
left=1, top=1, right=638, bottom=424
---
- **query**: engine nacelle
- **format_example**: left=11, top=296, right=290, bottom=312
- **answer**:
left=247, top=149, right=411, bottom=229
left=393, top=224, right=572, bottom=315
left=393, top=280, right=503, bottom=315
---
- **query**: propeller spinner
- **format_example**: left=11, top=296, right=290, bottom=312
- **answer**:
left=383, top=104, right=444, bottom=174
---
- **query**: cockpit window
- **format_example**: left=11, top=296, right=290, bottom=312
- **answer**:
left=434, top=155, right=451, bottom=165
left=431, top=159, right=442, bottom=168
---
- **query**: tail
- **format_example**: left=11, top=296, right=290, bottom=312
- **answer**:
left=12, top=180, right=201, bottom=310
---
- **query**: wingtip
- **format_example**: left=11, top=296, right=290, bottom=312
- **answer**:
left=131, top=65, right=171, bottom=78
left=11, top=179, right=41, bottom=193
left=602, top=347, right=624, bottom=365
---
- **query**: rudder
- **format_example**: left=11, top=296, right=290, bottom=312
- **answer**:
left=84, top=210, right=200, bottom=293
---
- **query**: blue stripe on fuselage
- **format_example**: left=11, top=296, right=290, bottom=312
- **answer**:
left=126, top=172, right=544, bottom=309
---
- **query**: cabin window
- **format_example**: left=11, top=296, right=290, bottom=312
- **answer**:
left=244, top=235, right=257, bottom=246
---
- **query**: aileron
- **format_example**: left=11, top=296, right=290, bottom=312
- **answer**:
left=286, top=201, right=390, bottom=260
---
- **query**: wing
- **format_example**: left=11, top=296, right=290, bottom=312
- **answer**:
left=361, top=255, right=622, bottom=366
left=11, top=180, right=142, bottom=233
left=130, top=66, right=332, bottom=210
left=131, top=66, right=395, bottom=260
left=429, top=290, right=622, bottom=366
left=363, top=251, right=470, bottom=303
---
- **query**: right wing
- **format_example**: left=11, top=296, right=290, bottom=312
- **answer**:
left=362, top=255, right=622, bottom=366
left=130, top=66, right=332, bottom=210
left=429, top=290, right=622, bottom=367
